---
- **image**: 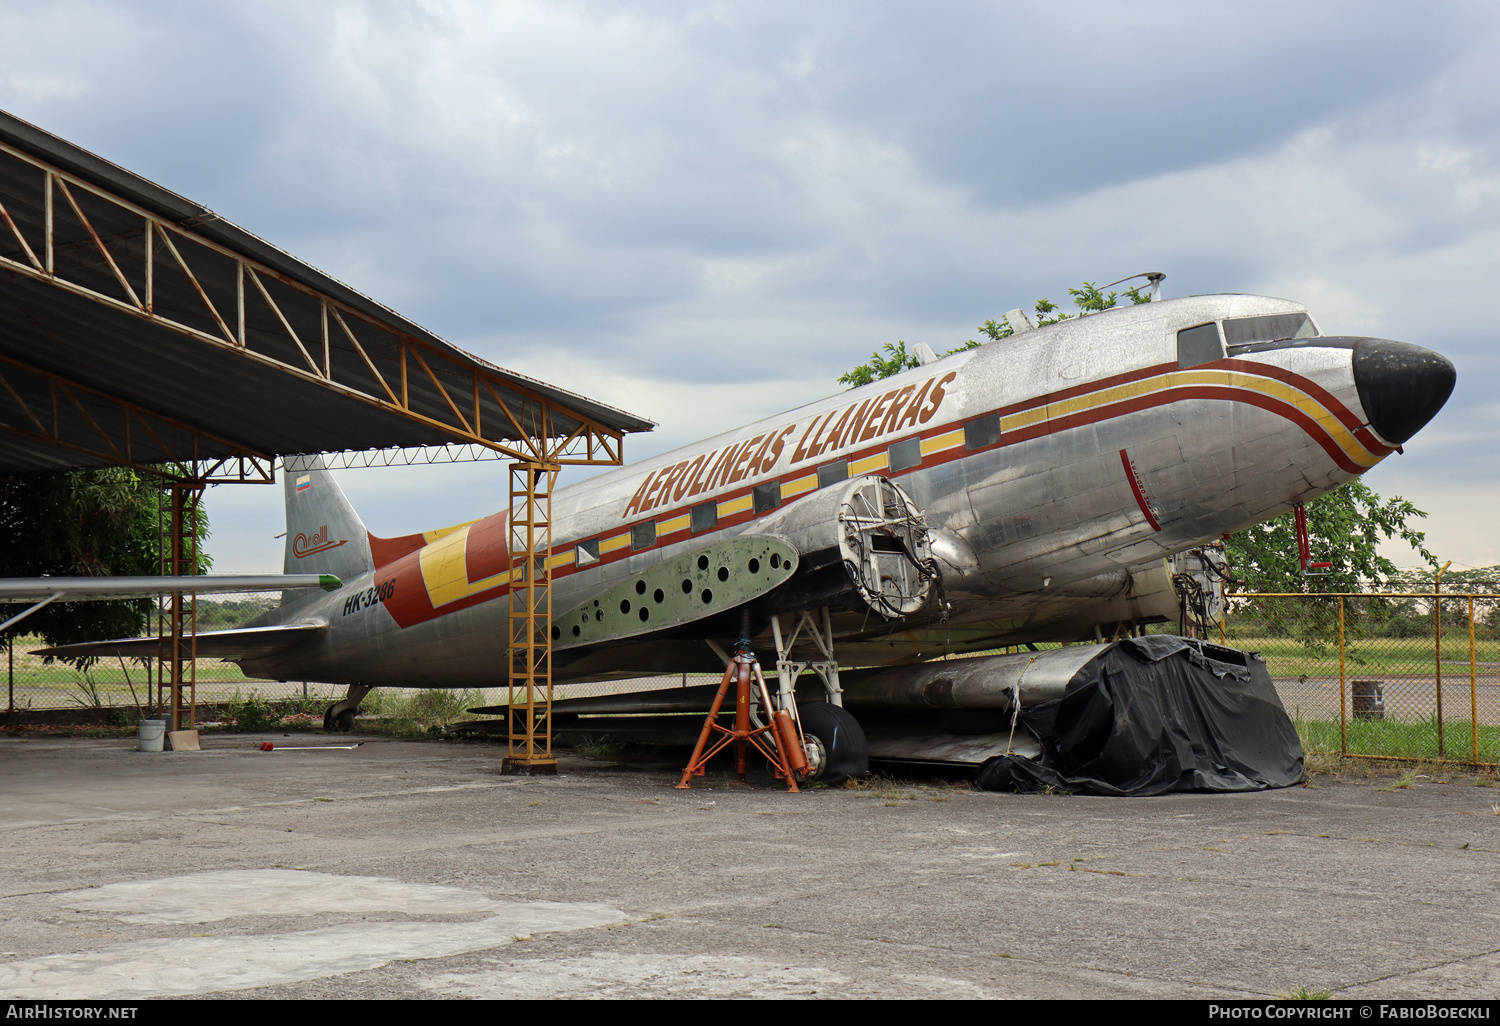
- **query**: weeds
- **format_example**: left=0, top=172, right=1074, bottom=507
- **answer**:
left=575, top=737, right=627, bottom=758
left=224, top=692, right=281, bottom=732
left=1277, top=986, right=1332, bottom=1000
left=353, top=688, right=488, bottom=737
left=1378, top=771, right=1417, bottom=792
left=68, top=673, right=107, bottom=710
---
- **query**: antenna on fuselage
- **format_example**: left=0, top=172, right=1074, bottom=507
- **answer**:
left=1102, top=271, right=1166, bottom=301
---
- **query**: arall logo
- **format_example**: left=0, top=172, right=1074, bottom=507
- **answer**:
left=293, top=524, right=347, bottom=559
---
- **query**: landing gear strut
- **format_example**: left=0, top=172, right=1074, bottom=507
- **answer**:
left=770, top=609, right=868, bottom=784
left=324, top=683, right=372, bottom=732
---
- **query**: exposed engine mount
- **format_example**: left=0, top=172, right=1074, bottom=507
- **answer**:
left=1169, top=544, right=1231, bottom=632
left=836, top=476, right=935, bottom=619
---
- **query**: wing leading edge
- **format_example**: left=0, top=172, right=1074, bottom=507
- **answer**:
left=31, top=622, right=327, bottom=662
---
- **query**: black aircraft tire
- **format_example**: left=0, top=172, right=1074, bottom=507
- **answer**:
left=324, top=706, right=356, bottom=733
left=798, top=702, right=869, bottom=786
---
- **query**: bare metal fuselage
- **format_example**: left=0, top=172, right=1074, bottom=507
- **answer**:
left=242, top=294, right=1451, bottom=688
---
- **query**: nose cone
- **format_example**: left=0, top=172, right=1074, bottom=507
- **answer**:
left=1349, top=338, right=1456, bottom=446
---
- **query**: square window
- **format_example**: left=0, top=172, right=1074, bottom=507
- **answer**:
left=1177, top=322, right=1224, bottom=368
left=817, top=460, right=849, bottom=488
left=691, top=502, right=718, bottom=533
left=964, top=414, right=1001, bottom=450
left=753, top=481, right=781, bottom=514
left=631, top=521, right=656, bottom=550
left=574, top=538, right=600, bottom=566
left=888, top=437, right=922, bottom=472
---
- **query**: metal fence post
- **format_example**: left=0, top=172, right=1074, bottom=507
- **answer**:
left=1435, top=572, right=1445, bottom=758
left=1338, top=596, right=1347, bottom=757
left=1470, top=596, right=1479, bottom=766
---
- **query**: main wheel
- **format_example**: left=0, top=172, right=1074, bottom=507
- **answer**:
left=797, top=702, right=868, bottom=785
left=324, top=705, right=356, bottom=732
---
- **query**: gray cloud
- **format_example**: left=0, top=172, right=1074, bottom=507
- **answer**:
left=1, top=0, right=1497, bottom=567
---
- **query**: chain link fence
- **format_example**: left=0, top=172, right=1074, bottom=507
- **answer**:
left=1, top=590, right=708, bottom=723
left=11, top=587, right=1498, bottom=767
left=1226, top=592, right=1500, bottom=767
left=2, top=592, right=335, bottom=720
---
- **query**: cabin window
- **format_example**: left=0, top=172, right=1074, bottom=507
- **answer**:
left=817, top=460, right=849, bottom=488
left=1223, top=313, right=1317, bottom=347
left=888, top=436, right=922, bottom=472
left=964, top=414, right=1001, bottom=450
left=691, top=501, right=718, bottom=533
left=574, top=538, right=600, bottom=566
left=1177, top=322, right=1224, bottom=368
left=753, top=481, right=781, bottom=513
left=631, top=521, right=656, bottom=550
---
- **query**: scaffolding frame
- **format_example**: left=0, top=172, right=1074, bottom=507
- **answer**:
left=506, top=461, right=557, bottom=773
left=155, top=480, right=204, bottom=732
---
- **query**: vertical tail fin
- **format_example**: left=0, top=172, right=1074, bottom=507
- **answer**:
left=283, top=457, right=374, bottom=584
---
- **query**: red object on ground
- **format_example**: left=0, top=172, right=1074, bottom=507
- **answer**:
left=260, top=741, right=274, bottom=751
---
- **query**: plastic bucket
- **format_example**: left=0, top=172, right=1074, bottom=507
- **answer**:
left=137, top=717, right=166, bottom=752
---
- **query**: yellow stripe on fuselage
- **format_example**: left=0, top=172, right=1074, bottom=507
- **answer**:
left=418, top=524, right=510, bottom=608
left=1003, top=368, right=1382, bottom=468
left=717, top=494, right=753, bottom=518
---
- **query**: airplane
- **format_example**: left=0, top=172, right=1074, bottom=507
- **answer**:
left=39, top=290, right=1456, bottom=785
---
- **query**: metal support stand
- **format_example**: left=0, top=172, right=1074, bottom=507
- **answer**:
left=771, top=609, right=843, bottom=710
left=677, top=623, right=805, bottom=792
left=157, top=481, right=204, bottom=732
left=504, top=460, right=558, bottom=776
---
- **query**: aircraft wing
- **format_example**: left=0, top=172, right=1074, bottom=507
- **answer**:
left=31, top=622, right=328, bottom=662
left=0, top=574, right=340, bottom=602
left=552, top=535, right=799, bottom=650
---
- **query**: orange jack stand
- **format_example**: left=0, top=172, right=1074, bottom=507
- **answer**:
left=677, top=641, right=805, bottom=793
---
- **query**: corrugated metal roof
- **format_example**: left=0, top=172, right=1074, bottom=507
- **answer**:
left=0, top=108, right=652, bottom=474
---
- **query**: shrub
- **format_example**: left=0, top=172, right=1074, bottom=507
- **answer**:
left=224, top=692, right=281, bottom=732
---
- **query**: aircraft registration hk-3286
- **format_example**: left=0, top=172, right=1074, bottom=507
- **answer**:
left=45, top=291, right=1456, bottom=784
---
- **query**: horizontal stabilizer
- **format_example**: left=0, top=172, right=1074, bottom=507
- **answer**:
left=0, top=574, right=340, bottom=602
left=32, top=622, right=326, bottom=662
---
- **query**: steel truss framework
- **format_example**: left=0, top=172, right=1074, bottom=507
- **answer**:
left=0, top=136, right=628, bottom=468
left=506, top=462, right=557, bottom=772
left=156, top=481, right=204, bottom=731
left=0, top=352, right=273, bottom=483
left=0, top=123, right=637, bottom=746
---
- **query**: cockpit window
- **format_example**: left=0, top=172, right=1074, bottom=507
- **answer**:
left=1223, top=313, right=1317, bottom=347
left=1177, top=323, right=1224, bottom=368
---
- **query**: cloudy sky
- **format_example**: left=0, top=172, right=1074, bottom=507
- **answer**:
left=2, top=0, right=1497, bottom=572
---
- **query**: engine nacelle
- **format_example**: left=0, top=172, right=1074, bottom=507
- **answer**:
left=756, top=475, right=934, bottom=619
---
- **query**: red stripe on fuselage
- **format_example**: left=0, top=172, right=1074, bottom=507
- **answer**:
left=371, top=357, right=1382, bottom=630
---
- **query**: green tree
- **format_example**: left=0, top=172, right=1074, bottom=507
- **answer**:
left=839, top=281, right=1152, bottom=388
left=1228, top=480, right=1435, bottom=593
left=0, top=467, right=211, bottom=647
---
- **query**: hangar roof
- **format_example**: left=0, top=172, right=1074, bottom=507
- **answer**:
left=0, top=109, right=652, bottom=476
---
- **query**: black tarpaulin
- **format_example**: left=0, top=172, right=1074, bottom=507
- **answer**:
left=975, top=636, right=1305, bottom=796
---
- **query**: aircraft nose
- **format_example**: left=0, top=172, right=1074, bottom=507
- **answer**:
left=1347, top=338, right=1456, bottom=446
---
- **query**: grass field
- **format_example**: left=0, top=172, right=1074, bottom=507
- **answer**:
left=1221, top=633, right=1500, bottom=679
left=1294, top=715, right=1500, bottom=764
